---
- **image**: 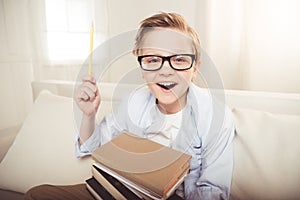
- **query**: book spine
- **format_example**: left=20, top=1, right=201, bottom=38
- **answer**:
left=85, top=177, right=115, bottom=200
left=163, top=161, right=190, bottom=197
left=92, top=166, right=127, bottom=200
left=93, top=163, right=161, bottom=200
left=92, top=165, right=142, bottom=200
left=86, top=184, right=103, bottom=200
left=165, top=168, right=189, bottom=198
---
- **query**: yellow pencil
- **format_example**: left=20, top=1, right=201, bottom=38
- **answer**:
left=89, top=21, right=94, bottom=76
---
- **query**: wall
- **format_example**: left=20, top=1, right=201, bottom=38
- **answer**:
left=1, top=0, right=300, bottom=129
left=0, top=0, right=34, bottom=129
left=239, top=0, right=300, bottom=93
left=102, top=0, right=300, bottom=93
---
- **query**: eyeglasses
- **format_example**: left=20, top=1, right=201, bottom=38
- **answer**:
left=138, top=54, right=196, bottom=71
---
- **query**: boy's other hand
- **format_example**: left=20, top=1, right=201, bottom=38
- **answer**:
left=74, top=75, right=101, bottom=116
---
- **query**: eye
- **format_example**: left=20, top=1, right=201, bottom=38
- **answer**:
left=143, top=56, right=161, bottom=64
left=172, top=55, right=190, bottom=63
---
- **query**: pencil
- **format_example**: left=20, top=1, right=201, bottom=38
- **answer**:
left=89, top=21, right=94, bottom=76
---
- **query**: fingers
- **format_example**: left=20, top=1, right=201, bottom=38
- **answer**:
left=82, top=80, right=97, bottom=92
left=80, top=88, right=93, bottom=101
left=79, top=90, right=90, bottom=101
left=76, top=75, right=99, bottom=102
left=82, top=75, right=96, bottom=83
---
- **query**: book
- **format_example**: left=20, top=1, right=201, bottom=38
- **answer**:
left=92, top=132, right=191, bottom=200
left=93, top=163, right=187, bottom=200
left=85, top=177, right=115, bottom=200
left=87, top=174, right=184, bottom=200
left=91, top=164, right=142, bottom=200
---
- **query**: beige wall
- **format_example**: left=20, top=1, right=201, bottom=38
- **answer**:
left=104, top=0, right=300, bottom=93
left=1, top=0, right=300, bottom=129
left=0, top=1, right=34, bottom=129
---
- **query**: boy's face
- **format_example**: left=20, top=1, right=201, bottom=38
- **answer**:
left=139, top=28, right=198, bottom=113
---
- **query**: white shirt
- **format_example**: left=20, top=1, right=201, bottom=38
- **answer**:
left=147, top=107, right=183, bottom=147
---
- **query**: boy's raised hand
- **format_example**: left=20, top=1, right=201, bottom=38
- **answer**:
left=74, top=75, right=101, bottom=116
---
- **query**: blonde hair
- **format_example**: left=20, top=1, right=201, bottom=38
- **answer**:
left=133, top=12, right=201, bottom=61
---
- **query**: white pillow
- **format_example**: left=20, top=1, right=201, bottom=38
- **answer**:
left=0, top=91, right=93, bottom=193
left=230, top=108, right=300, bottom=200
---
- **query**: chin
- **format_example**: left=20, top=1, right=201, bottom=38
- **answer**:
left=157, top=94, right=186, bottom=108
left=157, top=97, right=177, bottom=105
left=149, top=84, right=186, bottom=105
left=152, top=89, right=177, bottom=103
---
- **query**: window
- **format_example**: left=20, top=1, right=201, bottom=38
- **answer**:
left=44, top=0, right=98, bottom=61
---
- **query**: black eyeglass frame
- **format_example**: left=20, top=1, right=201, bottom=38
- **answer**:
left=137, top=54, right=196, bottom=71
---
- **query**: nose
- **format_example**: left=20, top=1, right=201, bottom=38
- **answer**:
left=159, top=59, right=175, bottom=76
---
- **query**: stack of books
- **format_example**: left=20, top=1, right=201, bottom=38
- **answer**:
left=85, top=132, right=191, bottom=200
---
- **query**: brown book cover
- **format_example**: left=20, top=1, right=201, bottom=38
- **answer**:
left=92, top=132, right=191, bottom=199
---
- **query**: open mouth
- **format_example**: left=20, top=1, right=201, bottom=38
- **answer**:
left=156, top=82, right=177, bottom=90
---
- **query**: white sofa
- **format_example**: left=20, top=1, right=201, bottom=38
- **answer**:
left=0, top=80, right=300, bottom=200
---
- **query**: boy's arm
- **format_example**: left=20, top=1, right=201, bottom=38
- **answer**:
left=74, top=75, right=100, bottom=144
left=185, top=109, right=235, bottom=200
left=78, top=114, right=96, bottom=145
left=75, top=122, right=101, bottom=157
left=197, top=128, right=234, bottom=200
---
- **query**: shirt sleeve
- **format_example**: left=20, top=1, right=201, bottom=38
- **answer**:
left=185, top=108, right=235, bottom=200
left=74, top=113, right=124, bottom=158
left=74, top=127, right=101, bottom=157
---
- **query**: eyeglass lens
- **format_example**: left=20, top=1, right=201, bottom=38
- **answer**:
left=140, top=55, right=194, bottom=71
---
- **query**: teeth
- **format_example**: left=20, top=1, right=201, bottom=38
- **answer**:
left=157, top=82, right=176, bottom=90
left=158, top=82, right=175, bottom=86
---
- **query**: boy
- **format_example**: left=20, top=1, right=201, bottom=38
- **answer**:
left=25, top=12, right=234, bottom=200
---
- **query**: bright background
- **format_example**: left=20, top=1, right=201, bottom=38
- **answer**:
left=1, top=0, right=300, bottom=129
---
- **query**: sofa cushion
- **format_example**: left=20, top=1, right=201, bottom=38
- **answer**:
left=0, top=91, right=93, bottom=193
left=230, top=108, right=300, bottom=200
left=0, top=125, right=21, bottom=163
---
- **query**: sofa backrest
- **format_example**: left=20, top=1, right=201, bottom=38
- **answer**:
left=29, top=81, right=300, bottom=199
left=32, top=80, right=300, bottom=115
